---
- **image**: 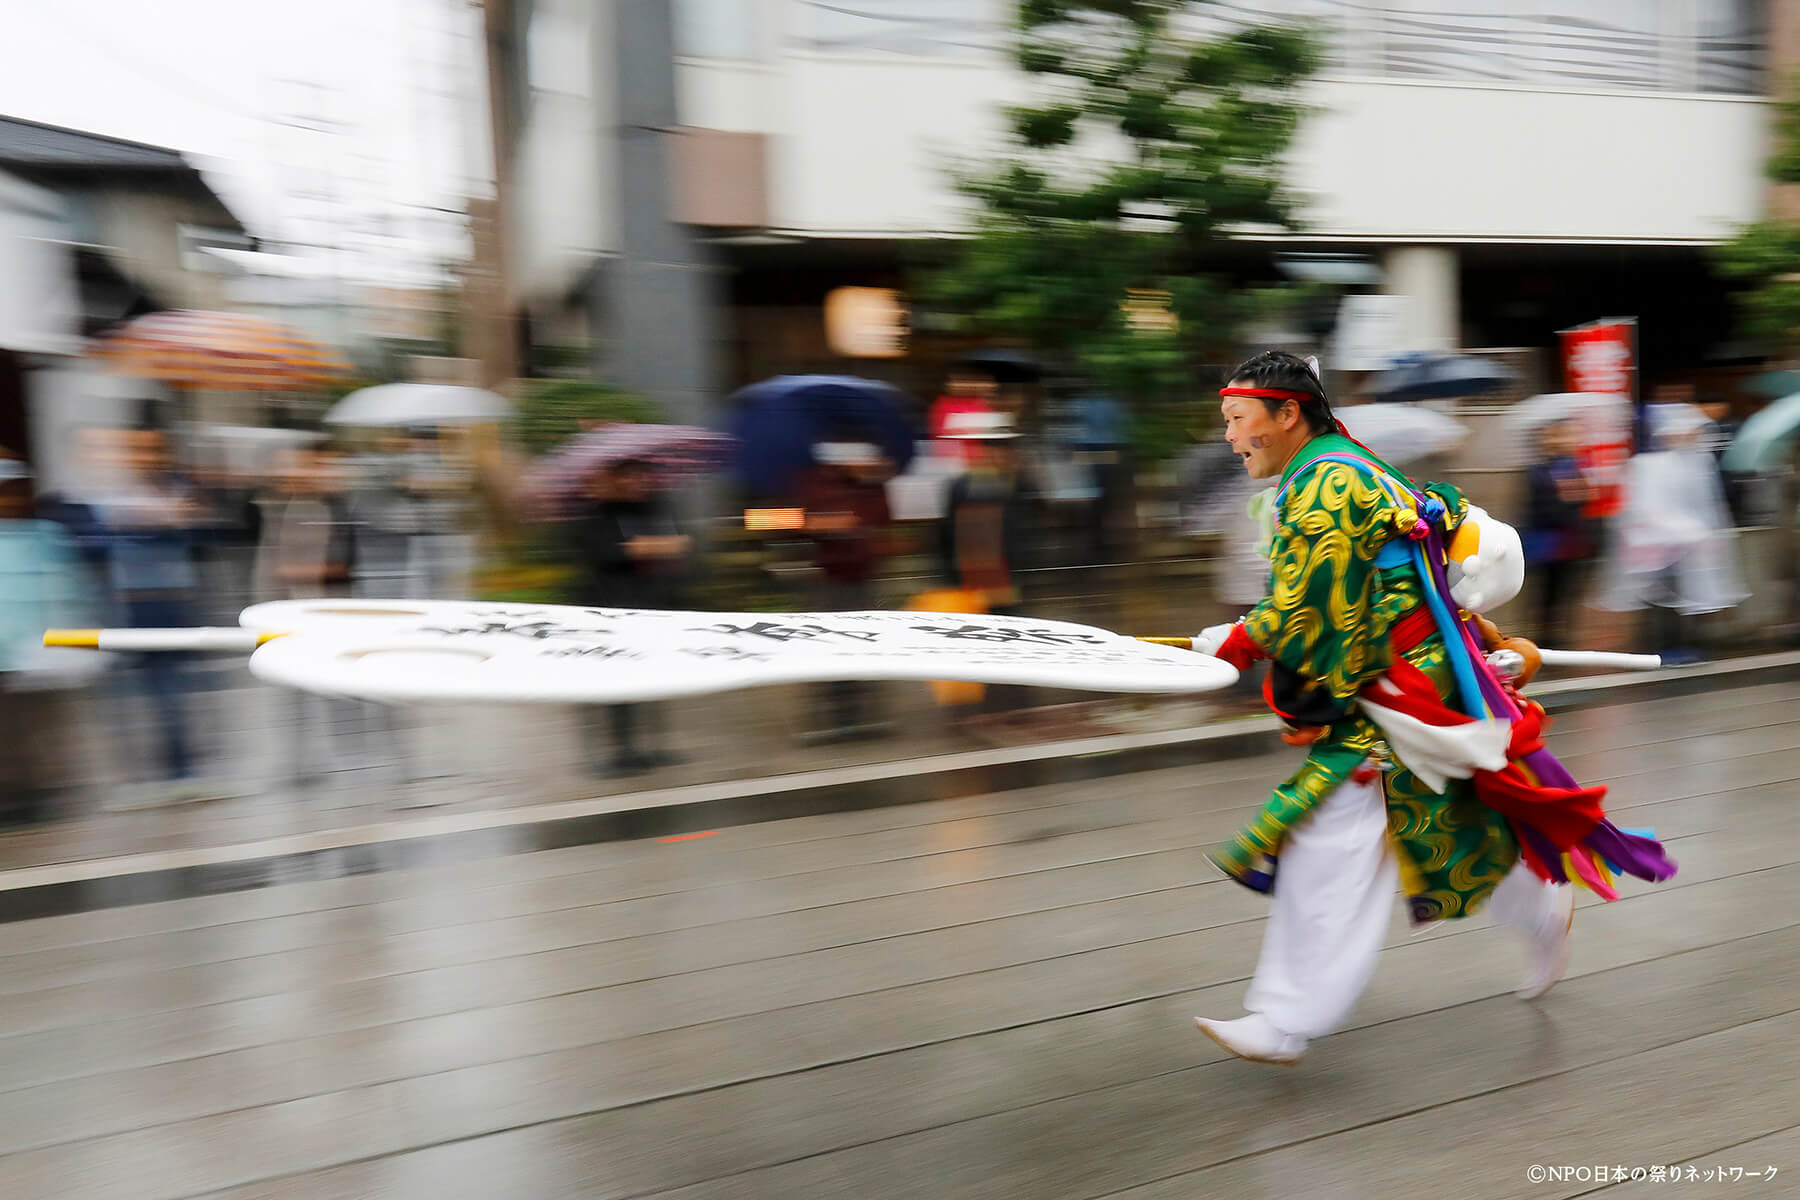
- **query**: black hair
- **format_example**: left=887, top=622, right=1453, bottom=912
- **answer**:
left=1223, top=350, right=1335, bottom=436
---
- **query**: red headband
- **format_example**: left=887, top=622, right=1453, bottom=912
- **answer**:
left=1220, top=387, right=1319, bottom=404
left=1221, top=386, right=1350, bottom=439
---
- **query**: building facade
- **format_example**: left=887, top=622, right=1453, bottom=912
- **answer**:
left=487, top=0, right=1783, bottom=409
left=0, top=116, right=250, bottom=489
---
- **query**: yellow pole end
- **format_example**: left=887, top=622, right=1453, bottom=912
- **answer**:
left=1136, top=636, right=1194, bottom=650
left=43, top=629, right=103, bottom=649
left=254, top=631, right=289, bottom=646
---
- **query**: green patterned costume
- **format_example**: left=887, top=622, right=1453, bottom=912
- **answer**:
left=1211, top=433, right=1519, bottom=923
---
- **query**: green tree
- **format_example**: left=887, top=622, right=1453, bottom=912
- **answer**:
left=923, top=1, right=1320, bottom=457
left=1716, top=80, right=1800, bottom=352
left=511, top=378, right=661, bottom=456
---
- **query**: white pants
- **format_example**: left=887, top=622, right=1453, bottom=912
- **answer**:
left=1243, top=773, right=1564, bottom=1039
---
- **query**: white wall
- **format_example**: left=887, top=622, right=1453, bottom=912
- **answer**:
left=771, top=54, right=1019, bottom=235
left=85, top=187, right=244, bottom=312
left=509, top=0, right=613, bottom=304
left=675, top=58, right=778, bottom=135
left=1289, top=79, right=1768, bottom=242
left=677, top=52, right=1020, bottom=236
left=675, top=50, right=1769, bottom=243
left=0, top=170, right=81, bottom=356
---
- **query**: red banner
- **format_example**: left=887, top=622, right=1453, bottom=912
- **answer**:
left=1560, top=319, right=1636, bottom=519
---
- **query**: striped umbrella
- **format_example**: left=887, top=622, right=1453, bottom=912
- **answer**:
left=518, top=423, right=735, bottom=520
left=89, top=309, right=350, bottom=392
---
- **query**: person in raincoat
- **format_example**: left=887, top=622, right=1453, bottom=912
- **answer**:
left=1187, top=351, right=1675, bottom=1065
left=1597, top=404, right=1747, bottom=664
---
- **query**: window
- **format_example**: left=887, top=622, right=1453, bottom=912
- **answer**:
left=1171, top=0, right=1357, bottom=72
left=1269, top=1, right=1762, bottom=95
left=1697, top=0, right=1764, bottom=93
left=1381, top=2, right=1522, bottom=83
left=1536, top=0, right=1663, bottom=91
left=178, top=224, right=253, bottom=274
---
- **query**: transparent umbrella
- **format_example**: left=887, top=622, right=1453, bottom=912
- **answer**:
left=1721, top=391, right=1800, bottom=473
left=1494, top=392, right=1633, bottom=468
left=324, top=383, right=510, bottom=428
left=1336, top=404, right=1468, bottom=464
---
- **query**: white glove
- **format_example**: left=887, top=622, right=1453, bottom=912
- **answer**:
left=1446, top=505, right=1525, bottom=613
left=1192, top=623, right=1237, bottom=657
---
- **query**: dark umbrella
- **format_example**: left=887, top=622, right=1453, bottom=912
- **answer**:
left=951, top=348, right=1043, bottom=384
left=519, top=423, right=734, bottom=520
left=1047, top=393, right=1130, bottom=449
left=1370, top=352, right=1518, bottom=402
left=725, top=375, right=919, bottom=497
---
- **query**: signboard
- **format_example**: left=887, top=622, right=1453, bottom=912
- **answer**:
left=1560, top=318, right=1637, bottom=519
left=825, top=287, right=908, bottom=358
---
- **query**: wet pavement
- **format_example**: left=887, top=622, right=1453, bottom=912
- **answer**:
left=3, top=658, right=1239, bottom=877
left=0, top=678, right=1794, bottom=1197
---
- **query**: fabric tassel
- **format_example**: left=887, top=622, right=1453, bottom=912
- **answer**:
left=1584, top=821, right=1678, bottom=885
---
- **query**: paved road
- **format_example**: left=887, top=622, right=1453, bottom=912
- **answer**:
left=0, top=680, right=1795, bottom=1198
left=7, top=664, right=1231, bottom=876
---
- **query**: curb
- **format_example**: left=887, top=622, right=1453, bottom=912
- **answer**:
left=3, top=650, right=1798, bottom=922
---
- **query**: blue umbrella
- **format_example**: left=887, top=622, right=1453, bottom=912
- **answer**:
left=1370, top=352, right=1517, bottom=402
left=1721, top=391, right=1800, bottom=473
left=725, top=375, right=919, bottom=496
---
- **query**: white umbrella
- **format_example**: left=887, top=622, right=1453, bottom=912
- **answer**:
left=1336, top=404, right=1468, bottom=464
left=1494, top=392, right=1632, bottom=467
left=323, top=383, right=510, bottom=428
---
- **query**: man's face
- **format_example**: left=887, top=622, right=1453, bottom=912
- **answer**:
left=1220, top=390, right=1299, bottom=480
left=1542, top=420, right=1577, bottom=457
left=947, top=372, right=996, bottom=400
left=277, top=449, right=316, bottom=494
left=977, top=439, right=1017, bottom=470
left=313, top=450, right=344, bottom=491
left=849, top=458, right=890, bottom=485
left=613, top=465, right=652, bottom=501
left=126, top=431, right=169, bottom=475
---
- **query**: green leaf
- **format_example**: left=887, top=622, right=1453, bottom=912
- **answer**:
left=1712, top=77, right=1800, bottom=352
left=925, top=3, right=1319, bottom=462
left=1009, top=103, right=1082, bottom=148
left=511, top=378, right=661, bottom=457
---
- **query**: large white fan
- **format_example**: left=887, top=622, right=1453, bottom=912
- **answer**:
left=48, top=600, right=1240, bottom=705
